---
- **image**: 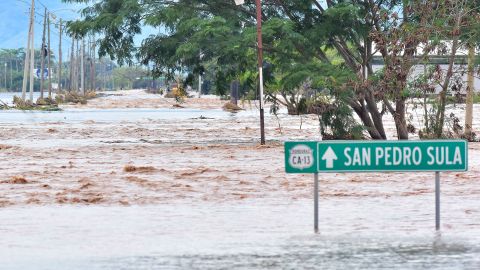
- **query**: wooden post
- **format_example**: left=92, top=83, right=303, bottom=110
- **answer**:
left=28, top=5, right=35, bottom=102
left=81, top=38, right=85, bottom=95
left=70, top=37, right=74, bottom=91
left=255, top=0, right=265, bottom=145
left=40, top=7, right=47, bottom=100
left=47, top=12, right=52, bottom=98
left=21, top=0, right=35, bottom=101
left=92, top=35, right=96, bottom=91
left=90, top=35, right=95, bottom=91
left=58, top=19, right=62, bottom=93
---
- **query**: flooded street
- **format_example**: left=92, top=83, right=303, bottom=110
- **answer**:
left=2, top=200, right=480, bottom=269
left=0, top=90, right=479, bottom=269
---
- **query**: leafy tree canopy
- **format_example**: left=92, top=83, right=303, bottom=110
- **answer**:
left=63, top=0, right=480, bottom=140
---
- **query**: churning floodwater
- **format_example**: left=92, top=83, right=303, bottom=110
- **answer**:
left=1, top=197, right=480, bottom=269
left=0, top=90, right=478, bottom=269
left=0, top=108, right=257, bottom=124
left=0, top=92, right=55, bottom=105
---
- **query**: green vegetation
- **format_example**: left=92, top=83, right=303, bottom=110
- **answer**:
left=55, top=91, right=97, bottom=105
left=10, top=96, right=60, bottom=111
left=473, top=93, right=480, bottom=104
left=62, top=0, right=480, bottom=140
left=0, top=91, right=99, bottom=111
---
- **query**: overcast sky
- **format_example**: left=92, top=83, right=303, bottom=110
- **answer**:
left=0, top=0, right=86, bottom=50
left=0, top=0, right=158, bottom=61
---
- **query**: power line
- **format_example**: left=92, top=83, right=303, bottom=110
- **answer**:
left=31, top=19, right=72, bottom=48
left=15, top=0, right=79, bottom=34
left=10, top=1, right=73, bottom=51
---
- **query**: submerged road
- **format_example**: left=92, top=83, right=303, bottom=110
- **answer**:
left=0, top=90, right=478, bottom=269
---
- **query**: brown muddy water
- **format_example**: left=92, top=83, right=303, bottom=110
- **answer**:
left=0, top=90, right=479, bottom=269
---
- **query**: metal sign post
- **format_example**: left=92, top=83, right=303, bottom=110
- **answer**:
left=314, top=173, right=319, bottom=233
left=285, top=140, right=468, bottom=233
left=435, top=171, right=440, bottom=231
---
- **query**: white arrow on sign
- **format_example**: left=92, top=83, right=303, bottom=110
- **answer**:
left=321, top=147, right=338, bottom=169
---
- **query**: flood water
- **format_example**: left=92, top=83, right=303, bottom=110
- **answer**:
left=0, top=90, right=478, bottom=269
left=2, top=197, right=480, bottom=269
left=0, top=92, right=54, bottom=105
left=0, top=108, right=256, bottom=124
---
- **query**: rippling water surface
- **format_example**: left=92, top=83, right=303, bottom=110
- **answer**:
left=1, top=197, right=479, bottom=269
left=0, top=94, right=478, bottom=269
left=0, top=108, right=259, bottom=123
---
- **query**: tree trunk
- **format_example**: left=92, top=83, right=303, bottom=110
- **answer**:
left=364, top=89, right=386, bottom=139
left=351, top=101, right=384, bottom=139
left=434, top=16, right=461, bottom=138
left=394, top=98, right=409, bottom=140
left=465, top=45, right=475, bottom=136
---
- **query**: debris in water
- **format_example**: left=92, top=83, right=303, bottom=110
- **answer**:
left=191, top=115, right=214, bottom=120
left=80, top=182, right=94, bottom=190
left=222, top=102, right=243, bottom=112
left=2, top=176, right=28, bottom=184
left=0, top=144, right=12, bottom=150
left=124, top=165, right=157, bottom=173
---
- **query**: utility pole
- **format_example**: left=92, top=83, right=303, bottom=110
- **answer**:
left=9, top=59, right=12, bottom=89
left=103, top=59, right=106, bottom=90
left=28, top=3, right=35, bottom=102
left=87, top=36, right=91, bottom=91
left=112, top=64, right=115, bottom=90
left=74, top=38, right=79, bottom=92
left=90, top=35, right=96, bottom=91
left=93, top=36, right=96, bottom=91
left=73, top=39, right=77, bottom=92
left=47, top=12, right=52, bottom=98
left=81, top=38, right=85, bottom=95
left=74, top=39, right=77, bottom=92
left=22, top=0, right=35, bottom=101
left=76, top=39, right=80, bottom=92
left=3, top=63, right=6, bottom=90
left=234, top=0, right=265, bottom=144
left=255, top=0, right=266, bottom=145
left=58, top=19, right=62, bottom=93
left=198, top=52, right=202, bottom=98
left=40, top=7, right=47, bottom=100
left=65, top=51, right=68, bottom=89
left=70, top=37, right=74, bottom=91
left=465, top=45, right=475, bottom=137
left=198, top=73, right=202, bottom=98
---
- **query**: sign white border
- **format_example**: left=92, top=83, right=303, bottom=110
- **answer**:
left=315, top=140, right=468, bottom=173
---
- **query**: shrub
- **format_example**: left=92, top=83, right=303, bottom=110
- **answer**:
left=309, top=98, right=365, bottom=140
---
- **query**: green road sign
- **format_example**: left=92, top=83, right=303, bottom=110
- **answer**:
left=285, top=140, right=468, bottom=173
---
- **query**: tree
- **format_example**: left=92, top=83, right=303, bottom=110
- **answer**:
left=63, top=0, right=480, bottom=139
left=112, top=66, right=148, bottom=89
